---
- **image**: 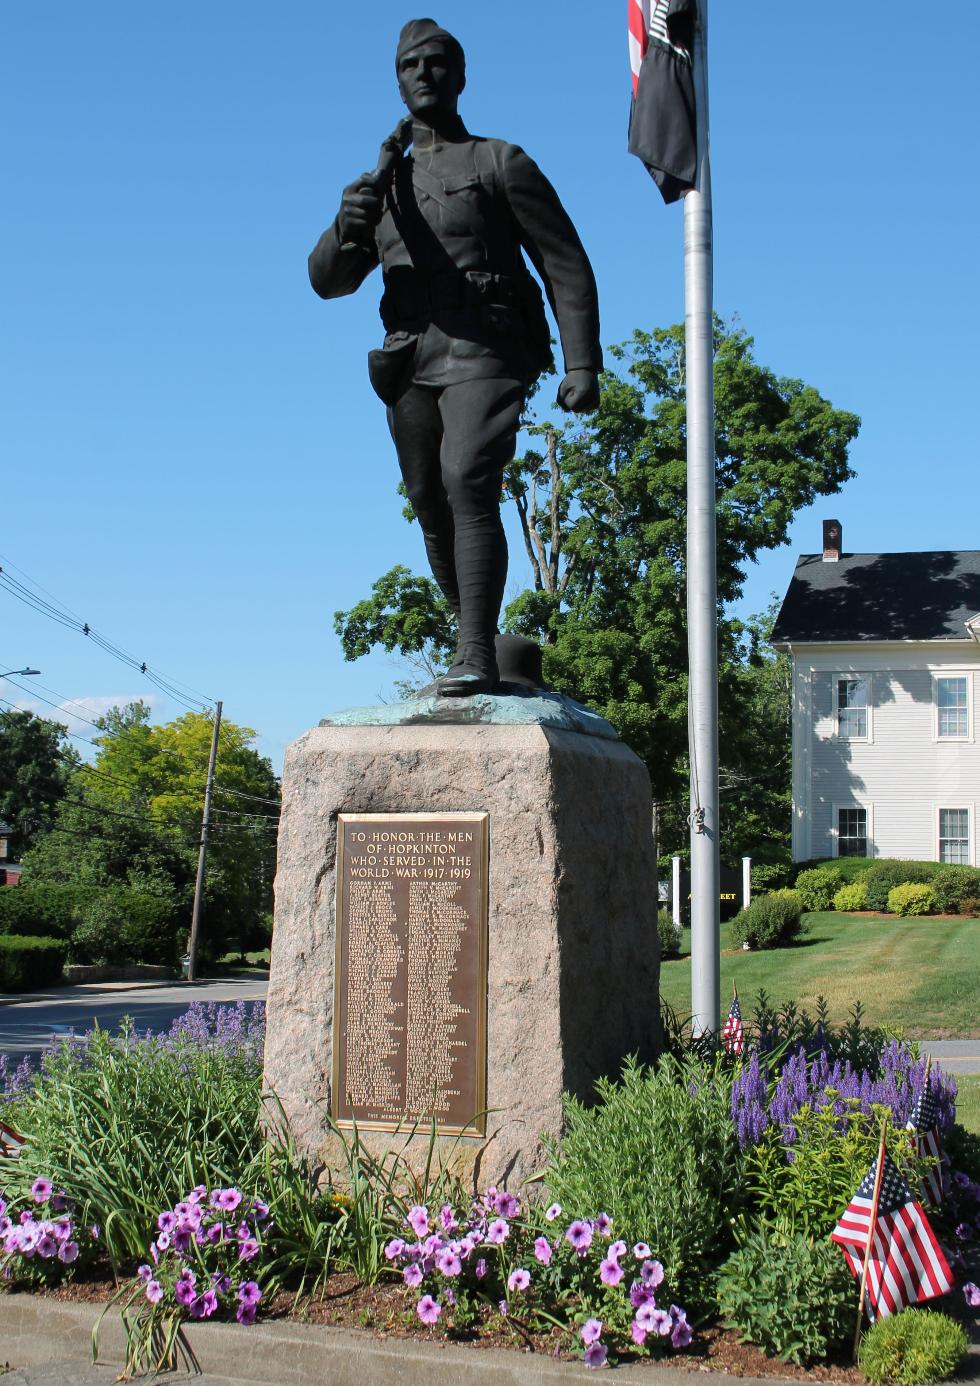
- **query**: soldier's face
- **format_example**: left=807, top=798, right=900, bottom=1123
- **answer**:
left=397, top=41, right=464, bottom=119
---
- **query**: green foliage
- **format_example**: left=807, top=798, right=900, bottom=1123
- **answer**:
left=859, top=1310, right=969, bottom=1386
left=0, top=709, right=75, bottom=859
left=887, top=883, right=934, bottom=918
left=657, top=907, right=681, bottom=958
left=542, top=1055, right=743, bottom=1306
left=22, top=701, right=280, bottom=955
left=750, top=861, right=794, bottom=893
left=68, top=893, right=179, bottom=967
left=794, top=866, right=845, bottom=912
left=0, top=882, right=84, bottom=937
left=863, top=862, right=938, bottom=913
left=744, top=1104, right=928, bottom=1239
left=717, top=1227, right=852, bottom=1365
left=793, top=855, right=875, bottom=884
left=929, top=866, right=980, bottom=915
left=0, top=934, right=66, bottom=991
left=730, top=893, right=806, bottom=950
left=334, top=320, right=860, bottom=864
left=833, top=880, right=869, bottom=911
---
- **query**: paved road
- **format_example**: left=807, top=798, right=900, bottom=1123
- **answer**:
left=0, top=977, right=269, bottom=1062
left=920, top=1040, right=980, bottom=1075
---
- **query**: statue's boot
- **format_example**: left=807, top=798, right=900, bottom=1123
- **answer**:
left=436, top=632, right=499, bottom=696
left=436, top=513, right=505, bottom=697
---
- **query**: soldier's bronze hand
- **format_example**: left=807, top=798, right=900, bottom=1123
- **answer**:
left=557, top=369, right=600, bottom=414
left=337, top=174, right=385, bottom=245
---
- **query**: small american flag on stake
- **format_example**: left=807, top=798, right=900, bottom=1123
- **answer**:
left=906, top=1074, right=947, bottom=1206
left=722, top=983, right=744, bottom=1055
left=832, top=1140, right=954, bottom=1324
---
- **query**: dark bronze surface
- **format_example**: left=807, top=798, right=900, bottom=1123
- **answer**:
left=333, top=812, right=488, bottom=1135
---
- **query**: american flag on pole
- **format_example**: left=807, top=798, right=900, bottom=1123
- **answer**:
left=832, top=1150, right=954, bottom=1319
left=627, top=0, right=698, bottom=202
left=722, top=991, right=744, bottom=1055
left=906, top=1085, right=947, bottom=1206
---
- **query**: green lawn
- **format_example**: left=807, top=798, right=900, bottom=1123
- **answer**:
left=660, top=913, right=980, bottom=1039
left=957, top=1076, right=980, bottom=1136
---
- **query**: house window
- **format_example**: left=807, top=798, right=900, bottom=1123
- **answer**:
left=939, top=808, right=970, bottom=864
left=837, top=678, right=868, bottom=739
left=838, top=807, right=868, bottom=857
left=936, top=677, right=969, bottom=739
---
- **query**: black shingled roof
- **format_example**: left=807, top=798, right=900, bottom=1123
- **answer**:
left=771, top=550, right=980, bottom=644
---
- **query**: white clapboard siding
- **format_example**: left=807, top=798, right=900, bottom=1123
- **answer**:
left=791, top=642, right=980, bottom=863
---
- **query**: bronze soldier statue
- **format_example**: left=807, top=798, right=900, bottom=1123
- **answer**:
left=309, top=18, right=602, bottom=695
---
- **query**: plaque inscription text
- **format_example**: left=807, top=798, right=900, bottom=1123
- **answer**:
left=333, top=813, right=488, bottom=1135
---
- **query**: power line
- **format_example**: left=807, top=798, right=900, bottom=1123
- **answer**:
left=211, top=805, right=279, bottom=821
left=0, top=554, right=216, bottom=712
left=213, top=785, right=281, bottom=808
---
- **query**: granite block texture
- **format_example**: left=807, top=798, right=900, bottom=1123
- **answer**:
left=263, top=721, right=660, bottom=1188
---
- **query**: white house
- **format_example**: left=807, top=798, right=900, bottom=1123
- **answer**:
left=771, top=524, right=980, bottom=865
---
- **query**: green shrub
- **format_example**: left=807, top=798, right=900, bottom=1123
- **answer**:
left=69, top=893, right=179, bottom=967
left=886, top=883, right=934, bottom=917
left=657, top=908, right=681, bottom=959
left=717, top=1227, right=853, bottom=1365
left=833, top=880, right=869, bottom=911
left=542, top=1055, right=743, bottom=1307
left=0, top=934, right=66, bottom=991
left=859, top=1309, right=968, bottom=1386
left=750, top=862, right=794, bottom=893
left=960, top=896, right=980, bottom=918
left=0, top=882, right=94, bottom=938
left=930, top=865, right=980, bottom=915
left=794, top=866, right=845, bottom=912
left=731, top=893, right=806, bottom=950
left=864, top=861, right=936, bottom=913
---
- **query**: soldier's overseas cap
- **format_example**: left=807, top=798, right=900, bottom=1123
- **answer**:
left=395, top=19, right=465, bottom=69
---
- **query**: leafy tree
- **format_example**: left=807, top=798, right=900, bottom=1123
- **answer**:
left=22, top=702, right=280, bottom=956
left=0, top=709, right=75, bottom=859
left=335, top=320, right=859, bottom=861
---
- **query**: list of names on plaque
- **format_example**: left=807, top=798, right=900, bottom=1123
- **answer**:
left=333, top=814, right=487, bottom=1134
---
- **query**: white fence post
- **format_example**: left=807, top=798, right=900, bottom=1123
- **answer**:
left=742, top=856, right=752, bottom=910
left=672, top=856, right=682, bottom=930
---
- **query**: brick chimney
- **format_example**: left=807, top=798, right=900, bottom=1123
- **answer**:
left=822, top=518, right=842, bottom=562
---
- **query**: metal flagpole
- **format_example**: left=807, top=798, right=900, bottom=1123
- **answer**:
left=685, top=0, right=720, bottom=1037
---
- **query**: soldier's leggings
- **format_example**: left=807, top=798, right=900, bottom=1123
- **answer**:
left=387, top=377, right=525, bottom=664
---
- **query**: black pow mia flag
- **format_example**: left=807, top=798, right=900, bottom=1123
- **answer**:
left=629, top=0, right=698, bottom=204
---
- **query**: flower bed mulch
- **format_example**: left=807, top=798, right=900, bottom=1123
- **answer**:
left=3, top=1270, right=870, bottom=1380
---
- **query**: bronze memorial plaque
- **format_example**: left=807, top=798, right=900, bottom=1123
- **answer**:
left=332, top=812, right=489, bottom=1136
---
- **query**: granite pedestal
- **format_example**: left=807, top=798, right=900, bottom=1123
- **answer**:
left=263, top=696, right=660, bottom=1188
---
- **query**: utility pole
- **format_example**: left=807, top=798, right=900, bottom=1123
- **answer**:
left=685, top=0, right=720, bottom=1037
left=187, top=700, right=222, bottom=982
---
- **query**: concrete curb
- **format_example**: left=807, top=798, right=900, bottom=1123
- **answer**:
left=0, top=1294, right=793, bottom=1385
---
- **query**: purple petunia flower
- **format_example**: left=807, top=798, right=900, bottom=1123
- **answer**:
left=498, top=1299, right=508, bottom=1316
left=545, top=1202, right=562, bottom=1222
left=407, top=1205, right=430, bottom=1238
left=641, top=1258, right=665, bottom=1288
left=175, top=1279, right=197, bottom=1306
left=403, top=1263, right=423, bottom=1288
left=31, top=1179, right=52, bottom=1204
left=672, top=1318, right=693, bottom=1348
left=631, top=1321, right=647, bottom=1346
left=36, top=1234, right=58, bottom=1259
left=581, top=1318, right=603, bottom=1345
left=474, top=1258, right=487, bottom=1280
left=238, top=1237, right=260, bottom=1262
left=237, top=1280, right=262, bottom=1306
left=964, top=1282, right=980, bottom=1307
left=649, top=1308, right=673, bottom=1337
left=494, top=1190, right=520, bottom=1219
left=146, top=1280, right=164, bottom=1304
left=58, top=1240, right=79, bottom=1264
left=137, top=1264, right=153, bottom=1282
left=594, top=1213, right=612, bottom=1237
left=237, top=1302, right=257, bottom=1325
left=533, top=1236, right=552, bottom=1265
left=213, top=1188, right=242, bottom=1213
left=599, top=1257, right=624, bottom=1286
left=566, top=1220, right=593, bottom=1253
left=486, top=1218, right=509, bottom=1244
left=583, top=1342, right=608, bottom=1368
left=157, top=1211, right=176, bottom=1233
left=417, top=1294, right=441, bottom=1326
left=439, top=1204, right=458, bottom=1232
left=608, top=1239, right=627, bottom=1260
left=955, top=1222, right=973, bottom=1241
left=385, top=1237, right=406, bottom=1261
left=435, top=1247, right=462, bottom=1277
left=630, top=1282, right=655, bottom=1309
left=507, top=1268, right=530, bottom=1292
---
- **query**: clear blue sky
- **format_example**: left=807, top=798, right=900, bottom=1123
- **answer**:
left=3, top=2, right=978, bottom=771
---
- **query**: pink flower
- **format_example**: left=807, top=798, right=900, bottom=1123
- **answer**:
left=403, top=1263, right=423, bottom=1288
left=237, top=1303, right=257, bottom=1325
left=533, top=1236, right=553, bottom=1265
left=58, top=1240, right=79, bottom=1264
left=407, top=1205, right=430, bottom=1238
left=640, top=1259, right=664, bottom=1288
left=583, top=1342, right=608, bottom=1368
left=494, top=1191, right=520, bottom=1218
left=566, top=1220, right=593, bottom=1253
left=439, top=1205, right=458, bottom=1232
left=486, top=1218, right=509, bottom=1244
left=474, top=1258, right=487, bottom=1280
left=608, top=1240, right=627, bottom=1260
left=545, top=1203, right=562, bottom=1222
left=417, top=1295, right=441, bottom=1326
left=435, top=1247, right=462, bottom=1277
left=31, top=1179, right=52, bottom=1204
left=599, top=1257, right=624, bottom=1286
left=672, top=1318, right=693, bottom=1348
left=631, top=1321, right=647, bottom=1346
left=237, top=1281, right=262, bottom=1307
left=384, top=1238, right=406, bottom=1261
left=145, top=1280, right=164, bottom=1304
left=964, top=1282, right=980, bottom=1307
left=213, top=1188, right=242, bottom=1212
left=580, top=1318, right=603, bottom=1346
left=630, top=1282, right=655, bottom=1309
left=594, top=1213, right=612, bottom=1237
left=633, top=1242, right=652, bottom=1259
left=507, top=1268, right=530, bottom=1292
